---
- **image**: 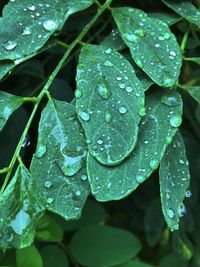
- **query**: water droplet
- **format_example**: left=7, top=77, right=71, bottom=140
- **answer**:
left=161, top=94, right=180, bottom=106
left=105, top=110, right=112, bottom=123
left=124, top=33, right=139, bottom=42
left=139, top=107, right=146, bottom=117
left=36, top=145, right=47, bottom=158
left=81, top=174, right=87, bottom=181
left=185, top=190, right=192, bottom=198
left=170, top=51, right=176, bottom=57
left=47, top=197, right=54, bottom=204
left=22, top=27, right=32, bottom=35
left=119, top=83, right=126, bottom=89
left=28, top=4, right=36, bottom=11
left=178, top=203, right=186, bottom=217
left=149, top=159, right=159, bottom=170
left=44, top=181, right=52, bottom=188
left=76, top=191, right=81, bottom=196
left=104, top=60, right=113, bottom=67
left=107, top=182, right=112, bottom=188
left=135, top=175, right=145, bottom=183
left=105, top=48, right=112, bottom=54
left=43, top=19, right=58, bottom=31
left=78, top=111, right=90, bottom=121
left=116, top=76, right=122, bottom=81
left=119, top=106, right=127, bottom=114
left=166, top=136, right=172, bottom=144
left=126, top=86, right=133, bottom=93
left=170, top=116, right=182, bottom=127
left=97, top=139, right=103, bottom=145
left=155, top=43, right=160, bottom=48
left=75, top=89, right=82, bottom=99
left=3, top=40, right=17, bottom=50
left=167, top=208, right=175, bottom=218
left=135, top=28, right=144, bottom=36
left=22, top=135, right=30, bottom=148
left=97, top=84, right=110, bottom=100
left=163, top=77, right=174, bottom=87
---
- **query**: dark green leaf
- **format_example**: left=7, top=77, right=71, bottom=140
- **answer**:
left=187, top=86, right=200, bottom=104
left=69, top=225, right=142, bottom=267
left=40, top=245, right=69, bottom=267
left=185, top=57, right=200, bottom=66
left=87, top=89, right=182, bottom=201
left=116, top=260, right=155, bottom=267
left=0, top=163, right=45, bottom=249
left=162, top=0, right=200, bottom=28
left=112, top=7, right=182, bottom=87
left=158, top=252, right=188, bottom=267
left=149, top=11, right=181, bottom=26
left=0, top=0, right=94, bottom=60
left=30, top=99, right=90, bottom=220
left=16, top=245, right=43, bottom=267
left=0, top=91, right=24, bottom=131
left=172, top=232, right=193, bottom=260
left=76, top=44, right=145, bottom=165
left=159, top=131, right=190, bottom=231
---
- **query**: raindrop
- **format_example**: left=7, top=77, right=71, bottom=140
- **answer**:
left=22, top=135, right=30, bottom=148
left=135, top=174, right=145, bottom=183
left=170, top=116, right=182, bottom=128
left=105, top=110, right=112, bottom=123
left=78, top=111, right=90, bottom=122
left=75, top=89, right=82, bottom=99
left=97, top=84, right=110, bottom=100
left=44, top=181, right=52, bottom=188
left=139, top=107, right=146, bottom=117
left=163, top=77, right=174, bottom=87
left=43, top=19, right=58, bottom=31
left=178, top=203, right=186, bottom=217
left=104, top=60, right=113, bottom=67
left=119, top=106, right=127, bottom=114
left=28, top=4, right=36, bottom=11
left=124, top=33, right=139, bottom=42
left=97, top=139, right=103, bottom=145
left=119, top=83, right=126, bottom=89
left=36, top=145, right=47, bottom=158
left=3, top=40, right=17, bottom=50
left=47, top=197, right=54, bottom=204
left=76, top=191, right=81, bottom=196
left=81, top=174, right=87, bottom=181
left=105, top=48, right=112, bottom=54
left=126, top=86, right=133, bottom=93
left=166, top=136, right=172, bottom=144
left=185, top=190, right=192, bottom=198
left=167, top=208, right=175, bottom=218
left=22, top=27, right=32, bottom=36
left=161, top=95, right=180, bottom=106
left=149, top=159, right=159, bottom=170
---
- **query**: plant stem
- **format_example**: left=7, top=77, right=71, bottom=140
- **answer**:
left=0, top=0, right=113, bottom=195
left=180, top=26, right=190, bottom=53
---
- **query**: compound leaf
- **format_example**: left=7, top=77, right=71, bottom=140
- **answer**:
left=112, top=7, right=182, bottom=87
left=0, top=163, right=45, bottom=249
left=159, top=131, right=190, bottom=231
left=162, top=0, right=200, bottom=28
left=0, top=0, right=94, bottom=60
left=76, top=44, right=145, bottom=166
left=87, top=88, right=182, bottom=201
left=69, top=225, right=142, bottom=267
left=0, top=91, right=24, bottom=131
left=30, top=99, right=90, bottom=220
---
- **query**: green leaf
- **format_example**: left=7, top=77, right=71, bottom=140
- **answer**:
left=40, top=245, right=69, bottom=267
left=144, top=198, right=164, bottom=247
left=172, top=232, right=193, bottom=260
left=116, top=260, right=155, bottom=267
left=0, top=0, right=94, bottom=60
left=30, top=99, right=90, bottom=220
left=0, top=163, right=45, bottom=249
left=162, top=0, right=200, bottom=28
left=76, top=44, right=145, bottom=165
left=187, top=86, right=200, bottom=104
left=185, top=57, right=200, bottom=66
left=149, top=11, right=181, bottom=26
left=158, top=252, right=188, bottom=267
left=69, top=225, right=142, bottom=267
left=112, top=7, right=182, bottom=87
left=36, top=214, right=63, bottom=242
left=0, top=91, right=24, bottom=131
left=55, top=199, right=107, bottom=231
left=87, top=88, right=183, bottom=201
left=16, top=245, right=43, bottom=267
left=159, top=131, right=190, bottom=231
left=101, top=29, right=126, bottom=51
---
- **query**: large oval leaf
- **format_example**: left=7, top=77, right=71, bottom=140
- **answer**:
left=0, top=163, right=45, bottom=249
left=76, top=44, right=145, bottom=166
left=30, top=99, right=90, bottom=220
left=112, top=7, right=182, bottom=87
left=0, top=0, right=94, bottom=60
left=69, top=225, right=141, bottom=267
left=159, top=130, right=190, bottom=231
left=87, top=88, right=183, bottom=201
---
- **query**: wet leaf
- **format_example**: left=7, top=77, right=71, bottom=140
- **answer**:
left=0, top=163, right=45, bottom=249
left=162, top=0, right=200, bottom=28
left=76, top=44, right=144, bottom=166
left=0, top=91, right=24, bottom=131
left=0, top=0, right=94, bottom=60
left=101, top=29, right=126, bottom=51
left=30, top=99, right=90, bottom=220
left=149, top=11, right=181, bottom=26
left=87, top=88, right=183, bottom=201
left=159, top=131, right=190, bottom=231
left=112, top=7, right=182, bottom=87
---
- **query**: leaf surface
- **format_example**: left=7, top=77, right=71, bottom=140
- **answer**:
left=187, top=86, right=200, bottom=104
left=112, top=7, right=182, bottom=87
left=159, top=131, right=190, bottom=231
left=0, top=91, right=24, bottom=131
left=41, top=245, right=69, bottom=267
left=87, top=88, right=183, bottom=201
left=76, top=44, right=145, bottom=165
left=149, top=11, right=181, bottom=25
left=162, top=0, right=200, bottom=28
left=30, top=99, right=90, bottom=220
left=16, top=245, right=43, bottom=267
left=0, top=163, right=45, bottom=249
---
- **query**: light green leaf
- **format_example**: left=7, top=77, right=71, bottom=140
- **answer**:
left=0, top=0, right=94, bottom=60
left=30, top=99, right=90, bottom=220
left=40, top=245, right=69, bottom=267
left=159, top=131, right=190, bottom=231
left=69, top=225, right=142, bottom=267
left=0, top=163, right=45, bottom=249
left=162, top=0, right=200, bottom=28
left=76, top=44, right=145, bottom=166
left=16, top=245, right=43, bottom=267
left=187, top=86, right=200, bottom=104
left=0, top=91, right=24, bottom=131
left=149, top=11, right=181, bottom=26
left=87, top=88, right=183, bottom=201
left=112, top=7, right=182, bottom=87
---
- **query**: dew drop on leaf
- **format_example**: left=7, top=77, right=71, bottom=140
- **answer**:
left=126, top=86, right=133, bottom=93
left=161, top=95, right=180, bottom=107
left=170, top=115, right=182, bottom=127
left=27, top=4, right=36, bottom=11
left=124, top=33, right=139, bottom=42
left=97, top=84, right=110, bottom=100
left=149, top=159, right=159, bottom=170
left=81, top=174, right=88, bottom=181
left=119, top=106, right=127, bottom=114
left=3, top=40, right=17, bottom=50
left=44, top=181, right=52, bottom=188
left=104, top=60, right=114, bottom=67
left=43, top=19, right=58, bottom=31
left=36, top=145, right=47, bottom=158
left=78, top=111, right=90, bottom=121
left=139, top=107, right=146, bottom=117
left=22, top=135, right=30, bottom=148
left=185, top=190, right=192, bottom=198
left=76, top=191, right=81, bottom=196
left=105, top=48, right=112, bottom=54
left=105, top=110, right=112, bottom=123
left=178, top=203, right=187, bottom=217
left=135, top=175, right=145, bottom=183
left=97, top=139, right=103, bottom=145
left=167, top=208, right=175, bottom=218
left=75, top=89, right=82, bottom=99
left=46, top=197, right=54, bottom=204
left=22, top=27, right=32, bottom=36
